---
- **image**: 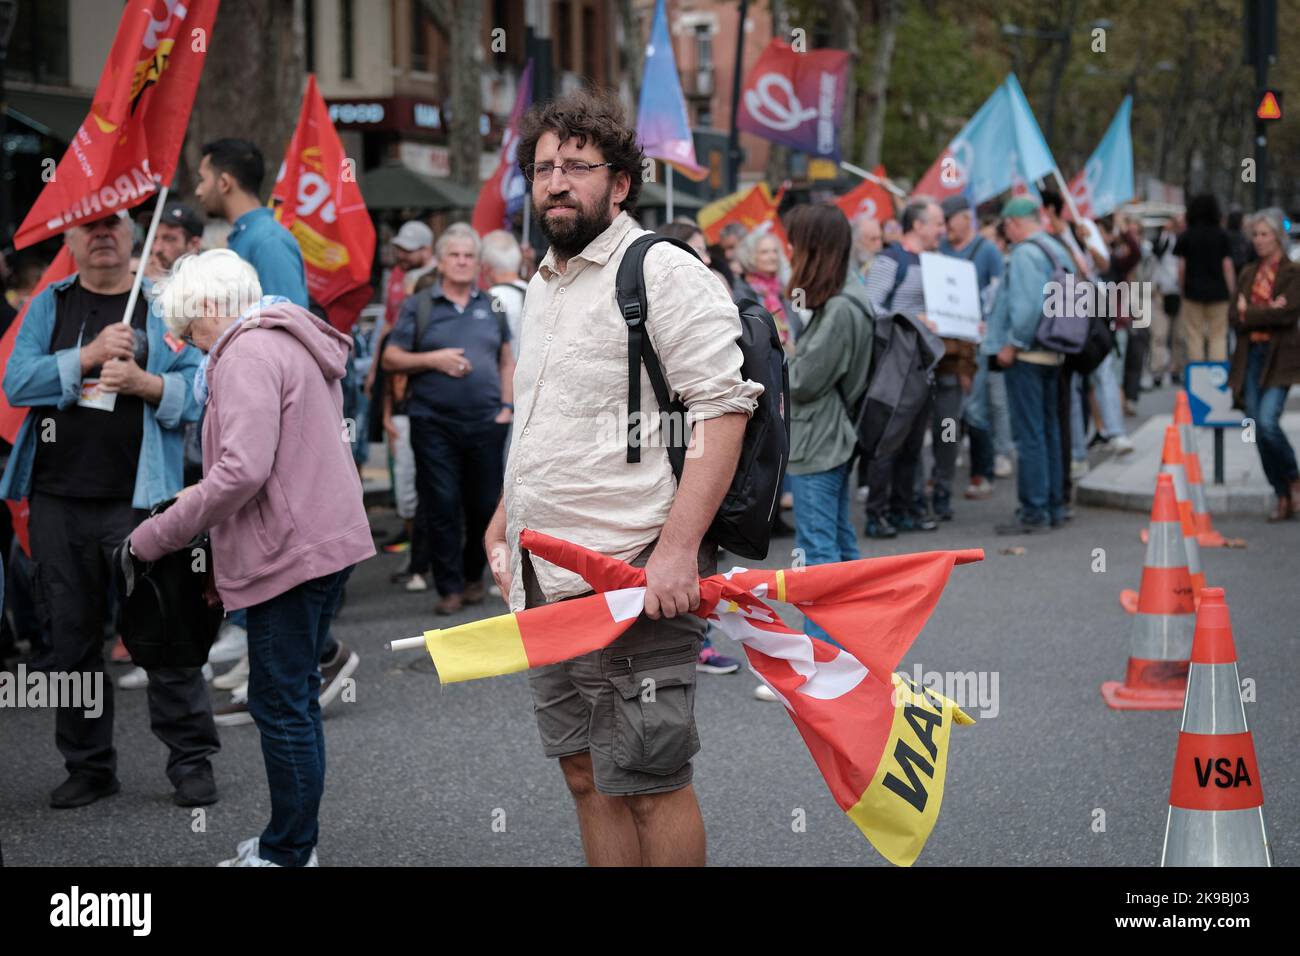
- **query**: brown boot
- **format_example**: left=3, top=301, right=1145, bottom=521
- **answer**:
left=1267, top=495, right=1292, bottom=522
left=1289, top=479, right=1300, bottom=516
left=463, top=581, right=486, bottom=605
left=435, top=592, right=464, bottom=615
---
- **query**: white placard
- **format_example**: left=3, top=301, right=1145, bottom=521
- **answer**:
left=919, top=252, right=981, bottom=342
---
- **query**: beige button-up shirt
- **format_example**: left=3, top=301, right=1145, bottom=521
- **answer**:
left=505, top=211, right=763, bottom=609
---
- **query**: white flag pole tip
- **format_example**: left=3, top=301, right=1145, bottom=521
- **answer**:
left=386, top=635, right=428, bottom=652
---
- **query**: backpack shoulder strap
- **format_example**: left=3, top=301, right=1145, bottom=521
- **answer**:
left=408, top=288, right=436, bottom=352
left=615, top=233, right=701, bottom=468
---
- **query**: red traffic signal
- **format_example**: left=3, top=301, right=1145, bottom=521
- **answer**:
left=1256, top=90, right=1283, bottom=121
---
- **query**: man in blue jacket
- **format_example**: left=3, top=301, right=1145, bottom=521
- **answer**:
left=0, top=211, right=219, bottom=809
left=985, top=196, right=1073, bottom=535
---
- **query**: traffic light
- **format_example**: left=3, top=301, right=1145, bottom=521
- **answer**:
left=1256, top=89, right=1283, bottom=121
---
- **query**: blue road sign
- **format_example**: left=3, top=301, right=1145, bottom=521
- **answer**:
left=1184, top=361, right=1243, bottom=427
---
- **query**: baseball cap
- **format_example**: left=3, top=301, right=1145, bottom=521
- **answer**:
left=1000, top=196, right=1041, bottom=220
left=159, top=200, right=205, bottom=239
left=392, top=220, right=434, bottom=251
left=940, top=195, right=971, bottom=220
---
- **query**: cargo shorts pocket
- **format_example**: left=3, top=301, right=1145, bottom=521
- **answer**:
left=606, top=644, right=701, bottom=776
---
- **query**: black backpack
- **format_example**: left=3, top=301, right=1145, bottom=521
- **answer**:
left=616, top=234, right=790, bottom=559
left=113, top=498, right=223, bottom=670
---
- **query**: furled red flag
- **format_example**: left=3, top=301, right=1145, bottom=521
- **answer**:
left=737, top=38, right=851, bottom=160
left=14, top=0, right=220, bottom=248
left=472, top=60, right=533, bottom=237
left=0, top=247, right=77, bottom=444
left=271, top=74, right=376, bottom=332
left=835, top=166, right=895, bottom=223
left=6, top=499, right=30, bottom=557
left=415, top=530, right=982, bottom=866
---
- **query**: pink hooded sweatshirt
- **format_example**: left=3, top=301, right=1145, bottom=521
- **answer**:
left=131, top=300, right=375, bottom=610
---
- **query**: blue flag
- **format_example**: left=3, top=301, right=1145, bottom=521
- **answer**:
left=916, top=74, right=1058, bottom=205
left=1068, top=96, right=1133, bottom=219
left=635, top=0, right=707, bottom=180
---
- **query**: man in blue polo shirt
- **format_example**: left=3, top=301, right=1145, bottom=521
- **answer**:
left=194, top=138, right=308, bottom=306
left=382, top=223, right=515, bottom=615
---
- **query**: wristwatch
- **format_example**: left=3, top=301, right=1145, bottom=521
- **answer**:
left=501, top=402, right=514, bottom=411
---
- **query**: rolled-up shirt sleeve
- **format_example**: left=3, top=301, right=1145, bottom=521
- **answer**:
left=643, top=250, right=764, bottom=424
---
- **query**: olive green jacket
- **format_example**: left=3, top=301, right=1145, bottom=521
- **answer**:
left=787, top=282, right=875, bottom=475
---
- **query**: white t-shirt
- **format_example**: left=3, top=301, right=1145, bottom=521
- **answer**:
left=490, top=279, right=529, bottom=347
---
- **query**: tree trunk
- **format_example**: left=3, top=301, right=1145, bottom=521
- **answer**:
left=180, top=0, right=305, bottom=198
left=861, top=0, right=901, bottom=171
left=764, top=0, right=792, bottom=185
left=425, top=0, right=484, bottom=190
left=825, top=0, right=859, bottom=177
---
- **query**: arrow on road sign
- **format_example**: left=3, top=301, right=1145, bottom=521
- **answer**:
left=1184, top=362, right=1243, bottom=427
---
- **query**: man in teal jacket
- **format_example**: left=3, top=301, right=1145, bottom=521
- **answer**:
left=0, top=211, right=219, bottom=810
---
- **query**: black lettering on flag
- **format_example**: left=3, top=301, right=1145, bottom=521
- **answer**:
left=904, top=700, right=942, bottom=761
left=882, top=738, right=935, bottom=813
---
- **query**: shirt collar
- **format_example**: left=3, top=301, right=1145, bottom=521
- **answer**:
left=538, top=211, right=637, bottom=281
left=232, top=207, right=273, bottom=233
left=428, top=280, right=484, bottom=305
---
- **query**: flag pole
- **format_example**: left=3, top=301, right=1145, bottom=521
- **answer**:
left=838, top=160, right=907, bottom=199
left=121, top=182, right=169, bottom=324
left=1050, top=167, right=1084, bottom=222
left=666, top=164, right=674, bottom=222
left=387, top=635, right=428, bottom=652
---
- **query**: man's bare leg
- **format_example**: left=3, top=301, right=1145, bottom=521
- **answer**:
left=626, top=784, right=706, bottom=867
left=559, top=752, right=640, bottom=866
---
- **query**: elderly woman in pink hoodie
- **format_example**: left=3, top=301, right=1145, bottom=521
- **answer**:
left=131, top=249, right=374, bottom=867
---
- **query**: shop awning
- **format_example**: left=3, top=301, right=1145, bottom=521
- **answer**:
left=4, top=88, right=92, bottom=142
left=639, top=181, right=706, bottom=211
left=357, top=164, right=481, bottom=212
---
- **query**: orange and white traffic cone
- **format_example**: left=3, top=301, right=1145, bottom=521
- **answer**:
left=1103, top=473, right=1196, bottom=710
left=1161, top=587, right=1271, bottom=865
left=1126, top=426, right=1204, bottom=613
left=1175, top=391, right=1237, bottom=549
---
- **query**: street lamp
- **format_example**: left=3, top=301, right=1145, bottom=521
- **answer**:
left=0, top=0, right=18, bottom=247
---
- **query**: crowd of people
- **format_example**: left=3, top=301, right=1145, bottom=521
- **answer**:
left=1, top=84, right=1296, bottom=868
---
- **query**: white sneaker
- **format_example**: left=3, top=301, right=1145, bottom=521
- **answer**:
left=753, top=683, right=778, bottom=702
left=217, top=836, right=319, bottom=867
left=117, top=665, right=149, bottom=690
left=405, top=573, right=429, bottom=592
left=856, top=485, right=870, bottom=503
left=212, top=653, right=250, bottom=691
left=1106, top=434, right=1135, bottom=455
left=208, top=620, right=248, bottom=665
left=213, top=682, right=254, bottom=727
left=1070, top=458, right=1090, bottom=481
left=994, top=454, right=1014, bottom=478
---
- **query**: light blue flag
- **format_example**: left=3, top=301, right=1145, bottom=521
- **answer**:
left=1068, top=95, right=1133, bottom=218
left=635, top=0, right=706, bottom=179
left=917, top=74, right=1058, bottom=206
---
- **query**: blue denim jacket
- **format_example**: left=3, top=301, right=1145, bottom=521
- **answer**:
left=984, top=235, right=1067, bottom=356
left=0, top=273, right=203, bottom=509
left=228, top=208, right=309, bottom=307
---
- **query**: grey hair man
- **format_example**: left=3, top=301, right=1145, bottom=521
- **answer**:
left=481, top=229, right=528, bottom=345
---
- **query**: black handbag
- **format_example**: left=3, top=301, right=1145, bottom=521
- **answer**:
left=113, top=497, right=224, bottom=670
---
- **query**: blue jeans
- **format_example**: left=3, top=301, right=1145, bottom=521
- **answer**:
left=789, top=461, right=859, bottom=646
left=246, top=567, right=350, bottom=867
left=1243, top=342, right=1299, bottom=498
left=1004, top=361, right=1064, bottom=526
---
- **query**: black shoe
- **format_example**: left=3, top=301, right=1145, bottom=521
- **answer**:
left=865, top=513, right=898, bottom=538
left=173, top=768, right=218, bottom=807
left=994, top=520, right=1051, bottom=536
left=50, top=773, right=121, bottom=809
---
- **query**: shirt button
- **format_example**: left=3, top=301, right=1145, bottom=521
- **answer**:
left=523, top=427, right=530, bottom=435
left=516, top=477, right=523, bottom=484
left=559, top=287, right=566, bottom=294
left=546, top=333, right=553, bottom=341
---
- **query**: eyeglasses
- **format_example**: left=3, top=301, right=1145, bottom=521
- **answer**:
left=524, top=161, right=615, bottom=183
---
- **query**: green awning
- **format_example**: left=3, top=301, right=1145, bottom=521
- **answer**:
left=357, top=164, right=481, bottom=212
left=4, top=88, right=92, bottom=142
left=639, top=181, right=706, bottom=210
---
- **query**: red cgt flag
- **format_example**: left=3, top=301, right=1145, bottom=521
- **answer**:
left=835, top=166, right=895, bottom=223
left=14, top=0, right=219, bottom=249
left=271, top=74, right=376, bottom=332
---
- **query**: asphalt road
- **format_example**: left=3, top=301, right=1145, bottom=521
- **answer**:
left=2, top=385, right=1296, bottom=867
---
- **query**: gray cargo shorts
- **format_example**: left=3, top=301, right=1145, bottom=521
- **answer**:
left=524, top=540, right=715, bottom=796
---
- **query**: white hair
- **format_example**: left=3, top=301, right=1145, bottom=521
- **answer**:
left=152, top=248, right=262, bottom=336
left=435, top=221, right=481, bottom=260
left=1248, top=207, right=1291, bottom=254
left=735, top=226, right=790, bottom=285
left=480, top=229, right=522, bottom=275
